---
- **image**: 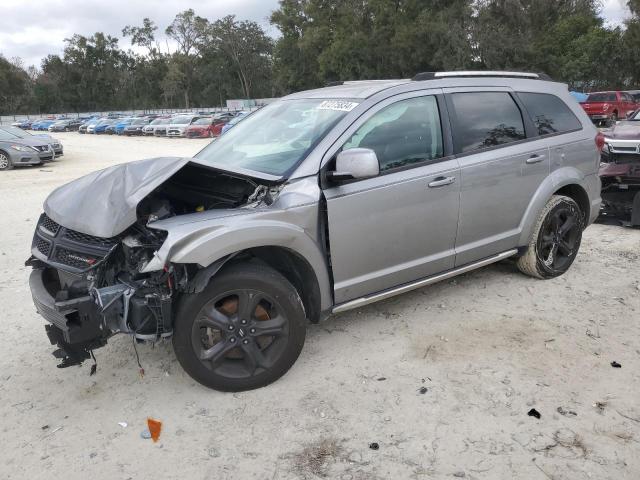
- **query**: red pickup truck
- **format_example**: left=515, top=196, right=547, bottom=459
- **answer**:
left=581, top=91, right=639, bottom=126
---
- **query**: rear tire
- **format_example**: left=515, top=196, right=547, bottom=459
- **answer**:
left=517, top=195, right=583, bottom=279
left=173, top=262, right=307, bottom=391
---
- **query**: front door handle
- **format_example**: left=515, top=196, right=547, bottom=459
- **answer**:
left=526, top=154, right=546, bottom=164
left=428, top=176, right=456, bottom=188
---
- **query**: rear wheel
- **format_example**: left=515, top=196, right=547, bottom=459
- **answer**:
left=173, top=263, right=307, bottom=391
left=0, top=151, right=13, bottom=170
left=517, top=195, right=583, bottom=279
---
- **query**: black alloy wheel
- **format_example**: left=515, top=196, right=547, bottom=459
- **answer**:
left=173, top=263, right=306, bottom=391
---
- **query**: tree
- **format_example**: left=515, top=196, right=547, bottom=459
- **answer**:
left=164, top=9, right=208, bottom=107
left=206, top=15, right=274, bottom=99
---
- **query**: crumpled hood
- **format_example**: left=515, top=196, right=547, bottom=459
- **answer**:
left=44, top=156, right=190, bottom=238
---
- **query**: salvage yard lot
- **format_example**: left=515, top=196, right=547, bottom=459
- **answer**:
left=1, top=133, right=639, bottom=479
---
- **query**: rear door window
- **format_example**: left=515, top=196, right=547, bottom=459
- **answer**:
left=518, top=93, right=582, bottom=136
left=449, top=92, right=526, bottom=154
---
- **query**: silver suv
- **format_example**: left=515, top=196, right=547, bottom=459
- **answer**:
left=27, top=72, right=602, bottom=391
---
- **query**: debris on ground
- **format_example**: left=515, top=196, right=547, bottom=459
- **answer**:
left=527, top=408, right=541, bottom=419
left=453, top=472, right=466, bottom=478
left=369, top=442, right=379, bottom=450
left=41, top=425, right=49, bottom=430
left=147, top=418, right=162, bottom=442
left=292, top=438, right=342, bottom=478
left=140, top=429, right=151, bottom=439
left=594, top=400, right=608, bottom=414
left=377, top=377, right=386, bottom=381
left=611, top=361, right=622, bottom=368
left=118, top=421, right=128, bottom=428
left=557, top=407, right=577, bottom=417
left=418, top=387, right=428, bottom=395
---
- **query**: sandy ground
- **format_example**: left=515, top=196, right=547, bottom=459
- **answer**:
left=0, top=132, right=639, bottom=480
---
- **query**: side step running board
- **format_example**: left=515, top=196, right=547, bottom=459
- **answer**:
left=332, top=249, right=518, bottom=314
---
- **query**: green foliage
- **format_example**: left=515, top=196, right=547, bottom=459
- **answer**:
left=4, top=3, right=640, bottom=114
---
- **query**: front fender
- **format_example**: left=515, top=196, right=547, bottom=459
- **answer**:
left=143, top=205, right=333, bottom=311
left=517, top=166, right=599, bottom=247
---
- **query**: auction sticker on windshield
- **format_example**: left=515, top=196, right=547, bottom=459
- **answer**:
left=317, top=100, right=359, bottom=112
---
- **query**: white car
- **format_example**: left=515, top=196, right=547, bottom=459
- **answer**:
left=166, top=115, right=201, bottom=137
left=144, top=118, right=170, bottom=136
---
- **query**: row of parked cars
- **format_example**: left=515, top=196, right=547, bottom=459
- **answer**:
left=12, top=111, right=252, bottom=139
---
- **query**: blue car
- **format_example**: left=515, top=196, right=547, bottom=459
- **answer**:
left=31, top=119, right=56, bottom=131
left=220, top=111, right=251, bottom=135
left=114, top=118, right=134, bottom=135
left=93, top=119, right=117, bottom=134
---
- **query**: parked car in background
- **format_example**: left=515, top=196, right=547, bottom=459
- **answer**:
left=114, top=118, right=134, bottom=135
left=123, top=118, right=152, bottom=136
left=32, top=119, right=57, bottom=131
left=11, top=119, right=33, bottom=129
left=166, top=115, right=202, bottom=137
left=93, top=119, right=117, bottom=134
left=185, top=116, right=215, bottom=138
left=600, top=108, right=640, bottom=226
left=0, top=126, right=63, bottom=157
left=580, top=91, right=639, bottom=126
left=220, top=111, right=251, bottom=135
left=143, top=117, right=169, bottom=136
left=49, top=119, right=83, bottom=132
left=78, top=119, right=98, bottom=134
left=25, top=72, right=602, bottom=391
left=0, top=128, right=56, bottom=170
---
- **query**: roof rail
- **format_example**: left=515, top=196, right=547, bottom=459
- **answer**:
left=325, top=81, right=345, bottom=87
left=412, top=71, right=552, bottom=81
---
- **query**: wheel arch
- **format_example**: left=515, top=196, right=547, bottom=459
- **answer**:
left=517, top=167, right=592, bottom=247
left=183, top=246, right=326, bottom=324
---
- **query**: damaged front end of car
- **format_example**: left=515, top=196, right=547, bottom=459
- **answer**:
left=26, top=158, right=283, bottom=368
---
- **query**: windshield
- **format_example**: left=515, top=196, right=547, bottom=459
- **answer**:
left=195, top=99, right=357, bottom=176
left=1, top=126, right=29, bottom=138
left=193, top=118, right=212, bottom=125
left=131, top=118, right=147, bottom=125
left=0, top=130, right=21, bottom=141
left=587, top=92, right=616, bottom=102
left=171, top=116, right=193, bottom=124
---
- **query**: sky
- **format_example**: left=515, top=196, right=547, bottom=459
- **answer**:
left=0, top=0, right=633, bottom=69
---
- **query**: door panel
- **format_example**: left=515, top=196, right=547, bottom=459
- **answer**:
left=322, top=93, right=460, bottom=304
left=325, top=160, right=460, bottom=303
left=444, top=88, right=551, bottom=266
left=454, top=144, right=549, bottom=265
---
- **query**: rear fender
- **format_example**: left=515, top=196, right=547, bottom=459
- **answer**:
left=517, top=167, right=600, bottom=247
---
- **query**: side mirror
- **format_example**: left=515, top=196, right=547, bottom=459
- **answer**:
left=328, top=148, right=380, bottom=181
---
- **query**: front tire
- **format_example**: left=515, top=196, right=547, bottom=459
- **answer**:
left=0, top=151, right=13, bottom=170
left=517, top=195, right=583, bottom=279
left=173, top=262, right=307, bottom=391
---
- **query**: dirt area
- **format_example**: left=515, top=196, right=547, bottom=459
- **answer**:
left=1, top=132, right=639, bottom=480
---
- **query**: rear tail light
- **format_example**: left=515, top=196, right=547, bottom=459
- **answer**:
left=595, top=132, right=605, bottom=152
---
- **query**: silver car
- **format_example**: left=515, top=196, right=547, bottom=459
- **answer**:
left=0, top=128, right=56, bottom=170
left=27, top=72, right=601, bottom=390
left=166, top=114, right=202, bottom=137
left=0, top=125, right=63, bottom=157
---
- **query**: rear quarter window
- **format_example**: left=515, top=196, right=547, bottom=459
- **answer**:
left=518, top=93, right=582, bottom=136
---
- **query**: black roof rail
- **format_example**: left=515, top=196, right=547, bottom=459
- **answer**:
left=325, top=81, right=345, bottom=87
left=412, top=71, right=553, bottom=81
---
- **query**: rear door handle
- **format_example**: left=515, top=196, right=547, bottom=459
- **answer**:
left=526, top=154, right=546, bottom=164
left=428, top=176, right=456, bottom=188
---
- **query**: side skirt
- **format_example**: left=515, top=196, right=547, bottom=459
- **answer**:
left=332, top=249, right=518, bottom=314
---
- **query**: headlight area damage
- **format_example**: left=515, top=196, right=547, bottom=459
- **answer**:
left=26, top=158, right=281, bottom=369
